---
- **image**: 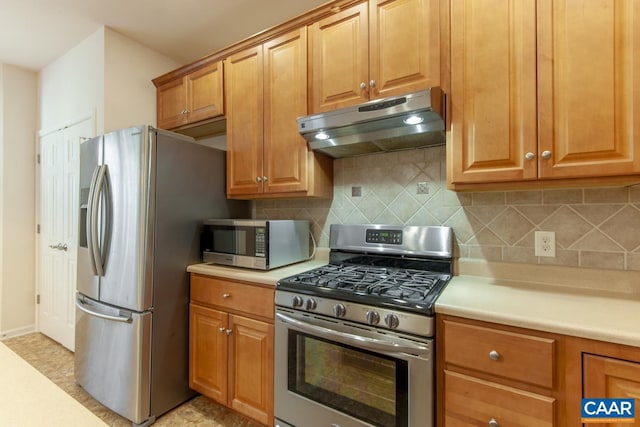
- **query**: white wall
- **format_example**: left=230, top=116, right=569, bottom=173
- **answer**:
left=104, top=27, right=181, bottom=131
left=39, top=28, right=105, bottom=134
left=0, top=64, right=37, bottom=337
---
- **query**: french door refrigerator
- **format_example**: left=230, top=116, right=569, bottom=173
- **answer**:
left=75, top=125, right=249, bottom=426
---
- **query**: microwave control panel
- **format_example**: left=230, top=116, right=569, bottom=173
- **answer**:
left=255, top=227, right=266, bottom=257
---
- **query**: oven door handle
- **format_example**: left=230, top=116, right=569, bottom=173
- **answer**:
left=276, top=312, right=430, bottom=355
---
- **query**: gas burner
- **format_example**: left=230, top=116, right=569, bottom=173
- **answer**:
left=276, top=224, right=454, bottom=319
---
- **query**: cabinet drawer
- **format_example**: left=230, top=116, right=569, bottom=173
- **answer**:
left=191, top=274, right=274, bottom=319
left=444, top=371, right=555, bottom=427
left=443, top=320, right=555, bottom=388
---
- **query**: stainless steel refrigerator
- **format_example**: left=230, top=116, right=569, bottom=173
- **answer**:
left=75, top=125, right=250, bottom=426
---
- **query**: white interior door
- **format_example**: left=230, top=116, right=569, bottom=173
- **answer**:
left=38, top=118, right=94, bottom=351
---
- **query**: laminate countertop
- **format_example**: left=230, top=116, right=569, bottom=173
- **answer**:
left=436, top=260, right=640, bottom=347
left=186, top=249, right=330, bottom=286
left=0, top=341, right=107, bottom=427
left=188, top=254, right=640, bottom=348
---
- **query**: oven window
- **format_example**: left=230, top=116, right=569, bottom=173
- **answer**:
left=287, top=331, right=408, bottom=427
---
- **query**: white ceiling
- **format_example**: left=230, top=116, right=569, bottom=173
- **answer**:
left=0, top=0, right=328, bottom=71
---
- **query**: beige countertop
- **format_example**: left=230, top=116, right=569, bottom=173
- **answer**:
left=187, top=248, right=329, bottom=286
left=437, top=260, right=640, bottom=347
left=0, top=341, right=107, bottom=426
left=187, top=252, right=640, bottom=348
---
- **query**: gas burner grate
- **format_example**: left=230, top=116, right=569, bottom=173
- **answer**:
left=282, top=263, right=445, bottom=304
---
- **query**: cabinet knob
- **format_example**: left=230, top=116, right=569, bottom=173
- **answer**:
left=488, top=418, right=499, bottom=427
left=360, top=82, right=367, bottom=90
left=263, top=176, right=268, bottom=182
left=225, top=329, right=233, bottom=335
left=218, top=327, right=226, bottom=333
left=256, top=176, right=262, bottom=182
left=181, top=109, right=188, bottom=115
left=489, top=350, right=500, bottom=361
left=369, top=79, right=376, bottom=88
left=222, top=293, right=230, bottom=299
left=541, top=150, right=552, bottom=159
left=525, top=152, right=535, bottom=161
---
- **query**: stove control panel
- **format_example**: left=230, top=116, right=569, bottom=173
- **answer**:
left=366, top=229, right=403, bottom=245
left=274, top=290, right=435, bottom=336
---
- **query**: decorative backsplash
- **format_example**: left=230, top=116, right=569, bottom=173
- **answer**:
left=255, top=146, right=640, bottom=272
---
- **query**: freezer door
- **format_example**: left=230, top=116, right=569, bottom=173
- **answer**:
left=100, top=125, right=153, bottom=311
left=77, top=135, right=103, bottom=300
left=74, top=295, right=152, bottom=424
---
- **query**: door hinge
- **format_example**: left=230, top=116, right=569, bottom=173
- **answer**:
left=37, top=153, right=41, bottom=164
left=37, top=224, right=40, bottom=234
left=36, top=294, right=40, bottom=304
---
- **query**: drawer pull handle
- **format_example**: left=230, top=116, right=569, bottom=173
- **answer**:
left=489, top=350, right=500, bottom=361
left=488, top=419, right=499, bottom=427
left=222, top=293, right=231, bottom=299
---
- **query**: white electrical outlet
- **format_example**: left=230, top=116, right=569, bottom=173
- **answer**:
left=534, top=231, right=556, bottom=257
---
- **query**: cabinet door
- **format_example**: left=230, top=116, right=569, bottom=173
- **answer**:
left=228, top=314, right=274, bottom=426
left=537, top=0, right=640, bottom=179
left=225, top=46, right=264, bottom=196
left=263, top=28, right=309, bottom=194
left=584, top=354, right=640, bottom=426
left=189, top=304, right=228, bottom=404
left=186, top=61, right=224, bottom=123
left=157, top=77, right=187, bottom=129
left=370, top=0, right=439, bottom=99
left=449, top=0, right=538, bottom=184
left=309, top=2, right=369, bottom=113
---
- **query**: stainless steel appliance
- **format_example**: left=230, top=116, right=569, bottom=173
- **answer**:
left=274, top=223, right=454, bottom=427
left=297, top=88, right=445, bottom=158
left=201, top=219, right=310, bottom=270
left=75, top=125, right=250, bottom=426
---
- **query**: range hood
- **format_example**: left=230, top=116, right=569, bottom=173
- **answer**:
left=297, top=88, right=445, bottom=158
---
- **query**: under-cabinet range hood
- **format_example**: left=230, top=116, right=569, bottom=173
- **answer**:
left=297, top=88, right=445, bottom=158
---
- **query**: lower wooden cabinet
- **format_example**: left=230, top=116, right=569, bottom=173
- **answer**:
left=438, top=314, right=640, bottom=427
left=189, top=274, right=274, bottom=426
left=438, top=315, right=561, bottom=426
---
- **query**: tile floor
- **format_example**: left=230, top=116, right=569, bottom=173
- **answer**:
left=3, top=333, right=263, bottom=427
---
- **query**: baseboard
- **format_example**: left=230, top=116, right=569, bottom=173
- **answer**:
left=0, top=324, right=36, bottom=340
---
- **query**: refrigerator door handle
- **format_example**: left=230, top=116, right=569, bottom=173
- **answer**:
left=90, top=165, right=109, bottom=277
left=76, top=297, right=133, bottom=323
left=86, top=165, right=101, bottom=276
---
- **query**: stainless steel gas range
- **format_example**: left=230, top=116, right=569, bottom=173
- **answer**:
left=274, top=223, right=454, bottom=427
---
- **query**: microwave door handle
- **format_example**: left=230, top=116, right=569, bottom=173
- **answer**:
left=90, top=165, right=108, bottom=277
left=276, top=312, right=430, bottom=355
left=86, top=165, right=101, bottom=276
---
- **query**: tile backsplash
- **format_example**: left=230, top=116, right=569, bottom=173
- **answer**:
left=256, top=146, right=640, bottom=272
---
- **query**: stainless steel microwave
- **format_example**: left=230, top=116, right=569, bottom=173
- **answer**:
left=201, top=219, right=310, bottom=270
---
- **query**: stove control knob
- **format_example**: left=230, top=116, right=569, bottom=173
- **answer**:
left=384, top=314, right=400, bottom=329
left=366, top=310, right=380, bottom=325
left=333, top=303, right=346, bottom=318
left=291, top=295, right=304, bottom=308
left=305, top=298, right=317, bottom=311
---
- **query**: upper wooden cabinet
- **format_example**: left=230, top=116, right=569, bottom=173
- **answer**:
left=449, top=0, right=640, bottom=188
left=225, top=28, right=333, bottom=199
left=155, top=60, right=224, bottom=130
left=308, top=0, right=440, bottom=113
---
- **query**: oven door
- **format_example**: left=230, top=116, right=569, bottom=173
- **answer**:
left=275, top=308, right=433, bottom=427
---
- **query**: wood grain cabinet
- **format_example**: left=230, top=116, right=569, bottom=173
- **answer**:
left=155, top=60, right=224, bottom=130
left=448, top=0, right=640, bottom=188
left=308, top=0, right=440, bottom=113
left=189, top=274, right=274, bottom=426
left=565, top=336, right=640, bottom=426
left=438, top=316, right=559, bottom=427
left=225, top=28, right=333, bottom=199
